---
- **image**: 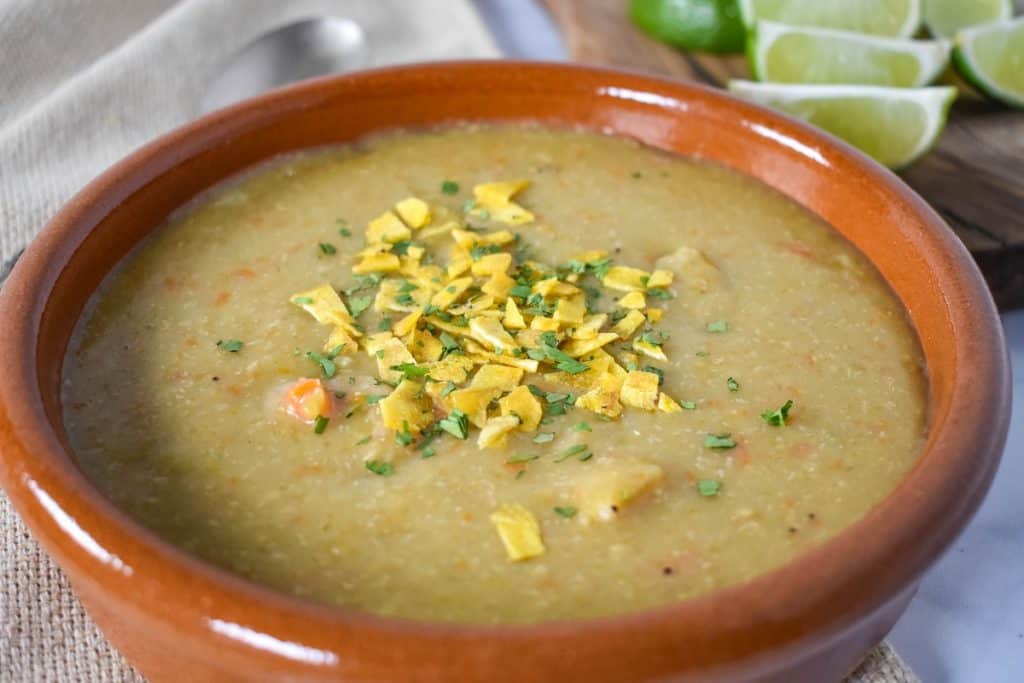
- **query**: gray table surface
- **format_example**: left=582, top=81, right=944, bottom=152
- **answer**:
left=472, top=1, right=1024, bottom=681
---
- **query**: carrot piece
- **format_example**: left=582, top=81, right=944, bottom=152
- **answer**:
left=281, top=378, right=332, bottom=423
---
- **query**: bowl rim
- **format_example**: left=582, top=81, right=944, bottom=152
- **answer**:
left=0, top=60, right=1011, bottom=673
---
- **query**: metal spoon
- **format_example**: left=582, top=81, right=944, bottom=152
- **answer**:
left=199, top=16, right=369, bottom=114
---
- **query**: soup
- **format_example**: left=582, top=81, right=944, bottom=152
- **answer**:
left=62, top=125, right=927, bottom=623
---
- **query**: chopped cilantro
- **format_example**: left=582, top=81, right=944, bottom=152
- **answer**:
left=365, top=460, right=394, bottom=476
left=515, top=469, right=527, bottom=480
left=216, top=339, right=243, bottom=353
left=392, top=240, right=418, bottom=256
left=572, top=421, right=592, bottom=432
left=648, top=288, right=674, bottom=300
left=313, top=415, right=329, bottom=434
left=509, top=283, right=533, bottom=299
left=339, top=227, right=351, bottom=238
left=391, top=363, right=430, bottom=381
left=306, top=347, right=342, bottom=378
left=364, top=394, right=388, bottom=405
left=696, top=350, right=710, bottom=357
left=761, top=400, right=794, bottom=426
left=395, top=421, right=414, bottom=446
left=356, top=435, right=371, bottom=445
left=705, top=433, right=737, bottom=450
left=555, top=444, right=588, bottom=462
left=697, top=479, right=721, bottom=497
left=378, top=317, right=392, bottom=332
left=439, top=381, right=457, bottom=397
left=345, top=273, right=383, bottom=296
left=470, top=243, right=502, bottom=260
left=395, top=292, right=415, bottom=306
left=681, top=400, right=697, bottom=410
left=439, top=332, right=461, bottom=359
left=398, top=280, right=419, bottom=293
left=420, top=446, right=436, bottom=459
left=527, top=335, right=589, bottom=375
left=578, top=450, right=594, bottom=462
left=318, top=242, right=337, bottom=255
left=706, top=320, right=729, bottom=333
left=506, top=453, right=539, bottom=464
left=554, top=506, right=577, bottom=518
left=640, top=329, right=669, bottom=346
left=727, top=377, right=740, bottom=392
left=441, top=180, right=459, bottom=195
left=291, top=296, right=313, bottom=305
left=532, top=432, right=555, bottom=444
left=589, top=257, right=614, bottom=279
left=438, top=409, right=469, bottom=440
left=348, top=295, right=372, bottom=317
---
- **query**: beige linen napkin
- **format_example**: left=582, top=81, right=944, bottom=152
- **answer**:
left=0, top=1, right=915, bottom=680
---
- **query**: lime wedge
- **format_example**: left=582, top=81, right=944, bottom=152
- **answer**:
left=727, top=81, right=956, bottom=168
left=953, top=17, right=1024, bottom=108
left=750, top=21, right=950, bottom=86
left=630, top=0, right=746, bottom=54
left=923, top=0, right=1012, bottom=39
left=738, top=0, right=922, bottom=37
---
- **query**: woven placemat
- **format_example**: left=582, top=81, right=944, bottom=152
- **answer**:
left=0, top=1, right=916, bottom=680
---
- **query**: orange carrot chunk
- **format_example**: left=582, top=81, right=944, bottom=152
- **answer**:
left=281, top=378, right=332, bottom=424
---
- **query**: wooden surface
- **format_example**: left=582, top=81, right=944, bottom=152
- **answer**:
left=542, top=0, right=1024, bottom=309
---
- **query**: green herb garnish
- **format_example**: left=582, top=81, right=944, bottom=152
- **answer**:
left=348, top=295, right=372, bottom=318
left=318, top=242, right=337, bottom=255
left=572, top=421, right=592, bottom=432
left=216, top=339, right=243, bottom=353
left=706, top=320, right=729, bottom=333
left=648, top=288, right=674, bottom=300
left=378, top=317, right=392, bottom=332
left=761, top=400, right=794, bottom=427
left=339, top=227, right=351, bottom=238
left=697, top=479, right=721, bottom=497
left=291, top=296, right=313, bottom=305
left=391, top=363, right=430, bottom=381
left=441, top=180, right=459, bottom=195
left=705, top=433, right=737, bottom=450
left=640, top=329, right=669, bottom=347
left=470, top=244, right=502, bottom=260
left=506, top=453, right=539, bottom=464
left=395, top=421, right=414, bottom=446
left=439, top=381, right=457, bottom=397
left=439, top=332, right=461, bottom=359
left=681, top=400, right=697, bottom=410
left=313, top=415, right=329, bottom=434
left=554, top=506, right=577, bottom=518
left=555, top=444, right=588, bottom=462
left=438, top=409, right=469, bottom=440
left=532, top=432, right=555, bottom=444
left=365, top=460, right=394, bottom=476
left=727, top=377, right=740, bottom=392
left=356, top=435, right=371, bottom=445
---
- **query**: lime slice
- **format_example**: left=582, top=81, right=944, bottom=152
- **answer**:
left=630, top=0, right=746, bottom=54
left=953, top=17, right=1024, bottom=108
left=923, top=0, right=1012, bottom=39
left=727, top=81, right=956, bottom=168
left=738, top=0, right=922, bottom=37
left=750, top=21, right=950, bottom=86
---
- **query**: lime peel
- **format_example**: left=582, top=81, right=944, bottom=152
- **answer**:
left=751, top=20, right=950, bottom=87
left=728, top=80, right=957, bottom=169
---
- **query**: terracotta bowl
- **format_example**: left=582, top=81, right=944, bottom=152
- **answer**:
left=0, top=62, right=1011, bottom=682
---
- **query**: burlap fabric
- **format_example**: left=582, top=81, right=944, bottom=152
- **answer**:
left=0, top=1, right=916, bottom=680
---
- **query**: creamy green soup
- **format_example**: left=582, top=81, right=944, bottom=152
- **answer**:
left=63, top=125, right=927, bottom=623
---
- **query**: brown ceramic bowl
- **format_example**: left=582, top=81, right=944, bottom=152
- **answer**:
left=0, top=62, right=1011, bottom=682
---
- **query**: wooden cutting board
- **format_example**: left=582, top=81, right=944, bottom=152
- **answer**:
left=541, top=0, right=1024, bottom=309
